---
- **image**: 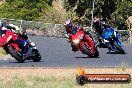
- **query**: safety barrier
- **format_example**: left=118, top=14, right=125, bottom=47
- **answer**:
left=0, top=18, right=131, bottom=43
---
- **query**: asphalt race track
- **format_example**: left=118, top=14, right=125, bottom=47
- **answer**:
left=0, top=36, right=132, bottom=68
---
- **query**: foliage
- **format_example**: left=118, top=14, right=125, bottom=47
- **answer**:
left=38, top=6, right=67, bottom=24
left=64, top=0, right=132, bottom=29
left=0, top=0, right=51, bottom=21
left=0, top=0, right=70, bottom=23
left=0, top=48, right=6, bottom=56
left=0, top=0, right=131, bottom=27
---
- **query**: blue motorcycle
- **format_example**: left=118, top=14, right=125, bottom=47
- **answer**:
left=101, top=26, right=125, bottom=54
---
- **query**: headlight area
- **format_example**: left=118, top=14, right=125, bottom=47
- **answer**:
left=73, top=39, right=80, bottom=44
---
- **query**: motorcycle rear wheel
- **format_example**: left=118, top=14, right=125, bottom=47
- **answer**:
left=8, top=45, right=25, bottom=63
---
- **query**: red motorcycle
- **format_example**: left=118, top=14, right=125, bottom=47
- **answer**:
left=0, top=29, right=41, bottom=63
left=69, top=28, right=99, bottom=57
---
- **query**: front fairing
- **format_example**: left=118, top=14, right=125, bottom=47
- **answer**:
left=70, top=30, right=85, bottom=49
left=71, top=31, right=84, bottom=43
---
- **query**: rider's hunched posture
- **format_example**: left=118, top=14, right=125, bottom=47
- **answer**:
left=64, top=19, right=92, bottom=52
left=93, top=17, right=109, bottom=47
left=64, top=19, right=78, bottom=51
left=0, top=20, right=35, bottom=58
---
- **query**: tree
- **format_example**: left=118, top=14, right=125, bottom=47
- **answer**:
left=0, top=0, right=52, bottom=21
left=64, top=0, right=132, bottom=28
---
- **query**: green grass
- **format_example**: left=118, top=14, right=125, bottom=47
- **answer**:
left=0, top=75, right=76, bottom=88
left=0, top=74, right=131, bottom=88
left=0, top=48, right=6, bottom=56
left=27, top=75, right=75, bottom=88
left=0, top=76, right=27, bottom=88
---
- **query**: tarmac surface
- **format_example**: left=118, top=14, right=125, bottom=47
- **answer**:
left=0, top=36, right=132, bottom=68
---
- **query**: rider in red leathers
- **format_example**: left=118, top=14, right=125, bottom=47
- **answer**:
left=64, top=19, right=78, bottom=51
left=0, top=20, right=31, bottom=58
left=64, top=19, right=95, bottom=54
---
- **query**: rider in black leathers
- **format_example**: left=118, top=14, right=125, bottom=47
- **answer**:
left=93, top=17, right=109, bottom=47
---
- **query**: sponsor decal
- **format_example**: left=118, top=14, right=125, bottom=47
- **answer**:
left=76, top=67, right=131, bottom=85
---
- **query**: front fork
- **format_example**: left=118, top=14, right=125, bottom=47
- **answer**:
left=78, top=43, right=86, bottom=54
left=105, top=42, right=112, bottom=51
left=78, top=41, right=95, bottom=54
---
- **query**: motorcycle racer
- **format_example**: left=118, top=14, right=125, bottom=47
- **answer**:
left=64, top=19, right=94, bottom=52
left=64, top=19, right=78, bottom=51
left=0, top=20, right=35, bottom=46
left=0, top=20, right=32, bottom=58
left=93, top=16, right=109, bottom=47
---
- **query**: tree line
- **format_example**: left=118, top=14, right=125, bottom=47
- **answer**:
left=0, top=0, right=131, bottom=29
left=0, top=0, right=52, bottom=21
left=64, top=0, right=132, bottom=29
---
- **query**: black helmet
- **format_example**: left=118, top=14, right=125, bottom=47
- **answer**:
left=93, top=17, right=101, bottom=25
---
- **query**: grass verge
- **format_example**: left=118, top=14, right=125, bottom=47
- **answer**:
left=0, top=48, right=6, bottom=56
left=0, top=68, right=131, bottom=88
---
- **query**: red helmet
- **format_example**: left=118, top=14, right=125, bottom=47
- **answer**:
left=64, top=19, right=73, bottom=33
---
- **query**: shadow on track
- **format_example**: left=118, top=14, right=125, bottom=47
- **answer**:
left=9, top=60, right=44, bottom=63
left=75, top=56, right=100, bottom=58
left=106, top=52, right=126, bottom=54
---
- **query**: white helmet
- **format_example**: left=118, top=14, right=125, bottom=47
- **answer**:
left=9, top=24, right=19, bottom=30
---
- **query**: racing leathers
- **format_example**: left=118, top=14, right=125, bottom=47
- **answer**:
left=93, top=18, right=109, bottom=48
left=1, top=22, right=35, bottom=46
left=0, top=23, right=34, bottom=58
left=65, top=25, right=92, bottom=52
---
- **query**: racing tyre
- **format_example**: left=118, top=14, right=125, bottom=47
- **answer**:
left=8, top=45, right=25, bottom=63
left=81, top=44, right=93, bottom=57
left=31, top=49, right=41, bottom=62
left=113, top=41, right=125, bottom=54
left=107, top=44, right=112, bottom=51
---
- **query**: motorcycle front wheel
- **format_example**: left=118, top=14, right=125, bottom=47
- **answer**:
left=81, top=44, right=93, bottom=57
left=31, top=49, right=41, bottom=62
left=113, top=41, right=125, bottom=54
